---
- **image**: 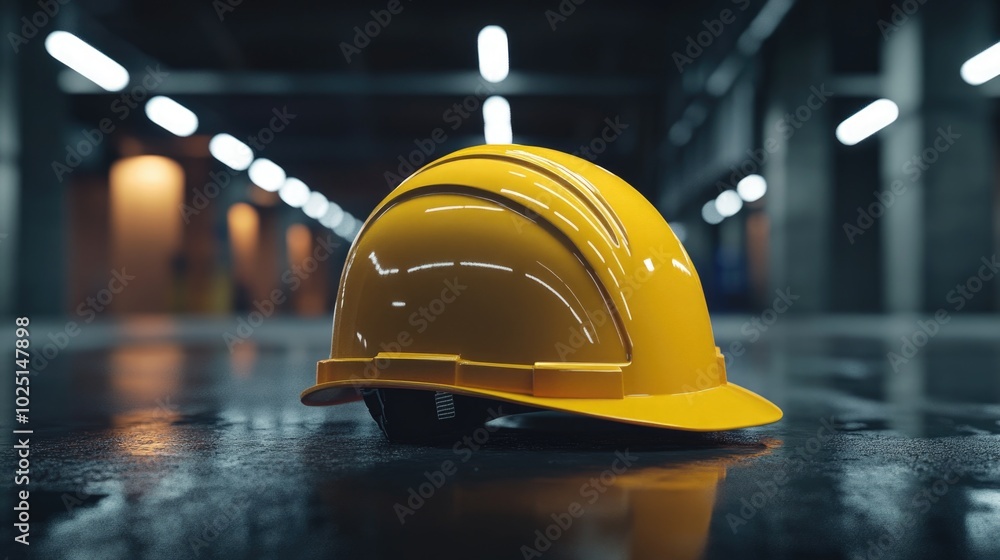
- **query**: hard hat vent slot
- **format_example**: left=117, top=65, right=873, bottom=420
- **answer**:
left=433, top=392, right=457, bottom=420
left=421, top=153, right=628, bottom=249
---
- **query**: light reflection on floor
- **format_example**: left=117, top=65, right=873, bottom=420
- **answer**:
left=1, top=316, right=998, bottom=560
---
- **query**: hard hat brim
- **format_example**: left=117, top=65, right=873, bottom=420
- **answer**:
left=300, top=379, right=782, bottom=432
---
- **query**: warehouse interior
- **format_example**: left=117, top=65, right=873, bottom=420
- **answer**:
left=1, top=0, right=999, bottom=558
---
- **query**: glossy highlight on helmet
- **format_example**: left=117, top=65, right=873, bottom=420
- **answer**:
left=301, top=144, right=782, bottom=432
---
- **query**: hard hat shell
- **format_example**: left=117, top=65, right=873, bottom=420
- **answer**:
left=301, top=144, right=781, bottom=431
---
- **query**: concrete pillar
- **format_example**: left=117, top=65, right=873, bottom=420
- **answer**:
left=764, top=4, right=833, bottom=312
left=0, top=1, right=19, bottom=316
left=13, top=8, right=69, bottom=316
left=881, top=17, right=925, bottom=313
left=920, top=0, right=996, bottom=312
left=869, top=1, right=994, bottom=314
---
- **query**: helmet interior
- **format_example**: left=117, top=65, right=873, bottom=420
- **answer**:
left=361, top=388, right=536, bottom=443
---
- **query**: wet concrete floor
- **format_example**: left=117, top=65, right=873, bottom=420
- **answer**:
left=2, top=316, right=999, bottom=559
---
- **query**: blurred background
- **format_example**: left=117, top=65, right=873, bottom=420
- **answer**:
left=3, top=2, right=1000, bottom=559
left=2, top=0, right=998, bottom=319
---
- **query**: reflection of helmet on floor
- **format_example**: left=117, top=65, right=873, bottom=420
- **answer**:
left=317, top=442, right=777, bottom=558
left=301, top=144, right=781, bottom=441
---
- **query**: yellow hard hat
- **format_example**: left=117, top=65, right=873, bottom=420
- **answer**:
left=301, top=144, right=781, bottom=439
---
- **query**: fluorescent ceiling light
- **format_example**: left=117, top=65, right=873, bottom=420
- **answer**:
left=737, top=174, right=767, bottom=202
left=960, top=41, right=1000, bottom=85
left=669, top=223, right=688, bottom=243
left=144, top=96, right=198, bottom=137
left=278, top=178, right=310, bottom=208
left=483, top=95, right=512, bottom=144
left=835, top=99, right=899, bottom=146
left=702, top=201, right=724, bottom=225
left=705, top=54, right=743, bottom=97
left=248, top=159, right=286, bottom=192
left=319, top=201, right=345, bottom=229
left=477, top=26, right=509, bottom=83
left=44, top=31, right=129, bottom=91
left=668, top=122, right=693, bottom=146
left=209, top=134, right=254, bottom=171
left=737, top=0, right=796, bottom=55
left=333, top=213, right=357, bottom=239
left=484, top=122, right=513, bottom=144
left=715, top=190, right=743, bottom=217
left=302, top=191, right=330, bottom=219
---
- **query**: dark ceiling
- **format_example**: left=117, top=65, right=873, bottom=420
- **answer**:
left=57, top=0, right=784, bottom=216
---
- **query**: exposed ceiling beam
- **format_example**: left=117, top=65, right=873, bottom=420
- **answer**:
left=59, top=70, right=661, bottom=97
